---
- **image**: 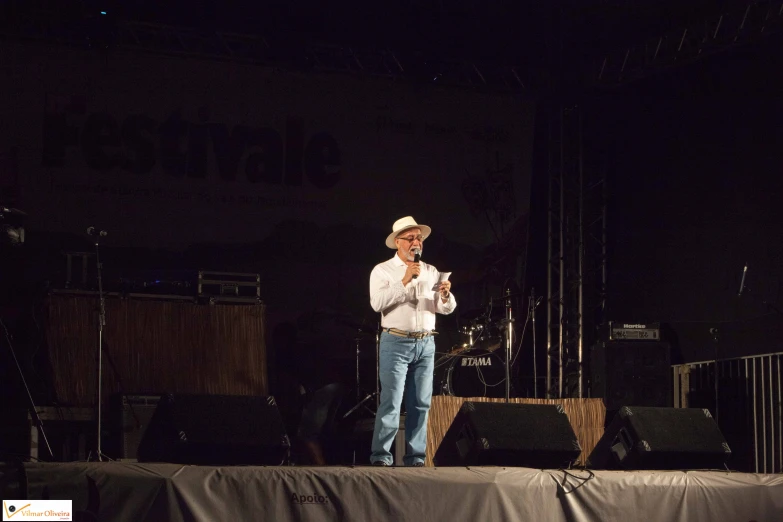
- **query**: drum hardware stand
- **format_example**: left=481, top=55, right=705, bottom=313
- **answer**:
left=342, top=328, right=378, bottom=419
left=469, top=320, right=490, bottom=351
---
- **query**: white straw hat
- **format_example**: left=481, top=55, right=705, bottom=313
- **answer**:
left=385, top=216, right=432, bottom=249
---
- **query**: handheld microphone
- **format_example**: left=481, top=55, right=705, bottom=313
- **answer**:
left=412, top=248, right=421, bottom=279
left=87, top=226, right=108, bottom=237
left=738, top=263, right=747, bottom=296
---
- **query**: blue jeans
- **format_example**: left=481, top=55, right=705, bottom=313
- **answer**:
left=370, top=332, right=435, bottom=466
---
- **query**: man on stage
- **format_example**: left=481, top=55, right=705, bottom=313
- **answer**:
left=369, top=216, right=456, bottom=466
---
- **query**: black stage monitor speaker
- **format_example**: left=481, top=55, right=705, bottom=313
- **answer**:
left=587, top=406, right=732, bottom=470
left=590, top=341, right=671, bottom=411
left=137, top=393, right=290, bottom=466
left=434, top=402, right=582, bottom=468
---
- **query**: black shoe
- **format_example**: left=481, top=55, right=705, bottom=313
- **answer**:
left=411, top=462, right=424, bottom=467
left=372, top=461, right=390, bottom=467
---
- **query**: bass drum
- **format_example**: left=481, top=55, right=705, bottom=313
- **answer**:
left=439, top=349, right=507, bottom=398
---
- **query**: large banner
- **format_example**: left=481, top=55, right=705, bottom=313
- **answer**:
left=0, top=41, right=533, bottom=251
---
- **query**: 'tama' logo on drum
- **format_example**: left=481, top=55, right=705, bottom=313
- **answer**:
left=462, top=356, right=493, bottom=367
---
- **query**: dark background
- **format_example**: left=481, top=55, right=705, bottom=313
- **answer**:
left=601, top=38, right=783, bottom=363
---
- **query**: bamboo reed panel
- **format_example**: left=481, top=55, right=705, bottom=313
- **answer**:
left=426, top=396, right=606, bottom=467
left=43, top=294, right=268, bottom=406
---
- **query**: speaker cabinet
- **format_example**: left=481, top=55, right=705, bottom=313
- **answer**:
left=590, top=341, right=671, bottom=411
left=587, top=406, right=731, bottom=470
left=137, top=394, right=290, bottom=466
left=434, top=402, right=582, bottom=468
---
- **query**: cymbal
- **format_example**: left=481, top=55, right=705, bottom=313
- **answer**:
left=489, top=293, right=524, bottom=301
left=461, top=306, right=505, bottom=322
left=0, top=207, right=27, bottom=217
left=335, top=317, right=378, bottom=333
left=461, top=306, right=488, bottom=319
left=299, top=308, right=378, bottom=335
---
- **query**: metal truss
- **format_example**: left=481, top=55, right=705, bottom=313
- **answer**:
left=299, top=41, right=529, bottom=93
left=546, top=104, right=606, bottom=399
left=594, top=0, right=783, bottom=86
left=0, top=11, right=528, bottom=94
left=547, top=105, right=580, bottom=399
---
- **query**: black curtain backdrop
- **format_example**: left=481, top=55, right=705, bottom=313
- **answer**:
left=592, top=36, right=783, bottom=363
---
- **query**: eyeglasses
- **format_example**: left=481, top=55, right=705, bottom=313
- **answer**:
left=397, top=235, right=424, bottom=243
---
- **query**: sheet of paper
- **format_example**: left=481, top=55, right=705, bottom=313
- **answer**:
left=432, top=271, right=451, bottom=291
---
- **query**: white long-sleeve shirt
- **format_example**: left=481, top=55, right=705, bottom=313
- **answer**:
left=369, top=254, right=456, bottom=331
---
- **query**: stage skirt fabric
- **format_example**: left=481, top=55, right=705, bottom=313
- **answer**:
left=23, top=462, right=783, bottom=522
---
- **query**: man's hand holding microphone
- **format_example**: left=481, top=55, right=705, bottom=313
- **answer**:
left=401, top=248, right=422, bottom=285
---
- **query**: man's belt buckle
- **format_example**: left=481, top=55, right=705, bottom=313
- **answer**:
left=387, top=328, right=435, bottom=339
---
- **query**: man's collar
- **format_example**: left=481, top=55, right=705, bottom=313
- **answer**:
left=391, top=253, right=407, bottom=266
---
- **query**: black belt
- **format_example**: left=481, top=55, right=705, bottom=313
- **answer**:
left=383, top=328, right=437, bottom=339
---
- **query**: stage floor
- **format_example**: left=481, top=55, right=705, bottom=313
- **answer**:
left=20, top=461, right=783, bottom=522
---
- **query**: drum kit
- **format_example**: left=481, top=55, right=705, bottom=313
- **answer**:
left=433, top=296, right=515, bottom=399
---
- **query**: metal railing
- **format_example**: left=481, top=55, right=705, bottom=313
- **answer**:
left=673, top=352, right=783, bottom=474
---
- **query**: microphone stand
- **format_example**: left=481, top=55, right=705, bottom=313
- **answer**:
left=89, top=229, right=109, bottom=462
left=530, top=288, right=541, bottom=399
left=503, top=288, right=514, bottom=403
left=709, top=327, right=720, bottom=423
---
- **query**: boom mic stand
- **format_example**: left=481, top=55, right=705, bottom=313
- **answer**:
left=87, top=226, right=110, bottom=462
left=1, top=319, right=54, bottom=460
left=738, top=263, right=783, bottom=317
left=0, top=206, right=53, bottom=459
